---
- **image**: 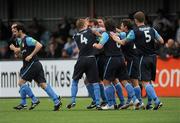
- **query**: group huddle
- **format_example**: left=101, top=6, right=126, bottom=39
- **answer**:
left=10, top=11, right=163, bottom=111
left=66, top=11, right=163, bottom=110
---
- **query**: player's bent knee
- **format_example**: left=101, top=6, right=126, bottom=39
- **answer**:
left=103, top=79, right=111, bottom=86
left=18, top=79, right=26, bottom=86
left=141, top=81, right=150, bottom=87
left=112, top=78, right=119, bottom=84
left=39, top=82, right=47, bottom=89
left=131, top=79, right=139, bottom=87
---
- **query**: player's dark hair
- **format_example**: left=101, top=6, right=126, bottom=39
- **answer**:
left=134, top=11, right=145, bottom=23
left=121, top=19, right=133, bottom=30
left=104, top=19, right=116, bottom=32
left=97, top=17, right=105, bottom=21
left=89, top=18, right=98, bottom=26
left=12, top=22, right=26, bottom=33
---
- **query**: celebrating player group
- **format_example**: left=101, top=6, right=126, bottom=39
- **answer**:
left=10, top=11, right=163, bottom=111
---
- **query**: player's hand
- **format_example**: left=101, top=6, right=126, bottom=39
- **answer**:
left=9, top=44, right=15, bottom=51
left=110, top=32, right=120, bottom=42
left=116, top=28, right=122, bottom=33
left=10, top=44, right=20, bottom=54
left=25, top=55, right=32, bottom=62
left=14, top=53, right=22, bottom=59
left=14, top=48, right=20, bottom=55
left=93, top=43, right=98, bottom=48
left=92, top=30, right=102, bottom=37
left=14, top=54, right=19, bottom=58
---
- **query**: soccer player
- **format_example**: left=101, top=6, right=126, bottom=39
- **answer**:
left=117, top=19, right=145, bottom=109
left=97, top=18, right=125, bottom=109
left=10, top=22, right=62, bottom=111
left=69, top=18, right=106, bottom=109
left=86, top=18, right=108, bottom=109
left=66, top=19, right=101, bottom=110
left=87, top=18, right=125, bottom=109
left=93, top=19, right=140, bottom=110
left=110, top=11, right=164, bottom=110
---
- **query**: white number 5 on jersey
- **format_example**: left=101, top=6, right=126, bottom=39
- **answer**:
left=144, top=30, right=151, bottom=43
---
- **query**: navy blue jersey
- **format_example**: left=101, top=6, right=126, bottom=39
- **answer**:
left=126, top=25, right=161, bottom=56
left=16, top=36, right=38, bottom=66
left=99, top=32, right=123, bottom=57
left=73, top=29, right=97, bottom=57
left=119, top=31, right=138, bottom=60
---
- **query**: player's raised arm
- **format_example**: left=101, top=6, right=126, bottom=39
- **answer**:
left=93, top=32, right=109, bottom=49
left=110, top=29, right=135, bottom=45
left=110, top=32, right=126, bottom=45
left=91, top=29, right=102, bottom=37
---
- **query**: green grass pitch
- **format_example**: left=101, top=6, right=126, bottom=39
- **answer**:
left=0, top=97, right=179, bottom=123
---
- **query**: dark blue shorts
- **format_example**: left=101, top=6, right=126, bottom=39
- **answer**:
left=20, top=61, right=46, bottom=84
left=138, top=55, right=157, bottom=81
left=127, top=56, right=139, bottom=79
left=72, top=56, right=99, bottom=83
left=103, top=56, right=129, bottom=81
left=96, top=54, right=106, bottom=81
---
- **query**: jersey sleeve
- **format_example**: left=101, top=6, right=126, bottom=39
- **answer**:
left=119, top=32, right=127, bottom=39
left=99, top=32, right=109, bottom=45
left=26, top=37, right=37, bottom=46
left=153, top=28, right=161, bottom=41
left=125, top=30, right=135, bottom=41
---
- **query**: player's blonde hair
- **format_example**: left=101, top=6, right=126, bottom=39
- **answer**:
left=76, top=19, right=87, bottom=30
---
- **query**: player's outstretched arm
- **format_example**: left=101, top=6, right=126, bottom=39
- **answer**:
left=110, top=32, right=126, bottom=45
left=93, top=31, right=109, bottom=49
left=92, top=30, right=102, bottom=37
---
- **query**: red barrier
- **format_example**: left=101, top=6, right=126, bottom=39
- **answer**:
left=153, top=58, right=180, bottom=97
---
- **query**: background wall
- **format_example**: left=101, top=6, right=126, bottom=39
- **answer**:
left=0, top=0, right=179, bottom=30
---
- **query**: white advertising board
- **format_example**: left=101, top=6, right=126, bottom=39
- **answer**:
left=0, top=60, right=88, bottom=97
